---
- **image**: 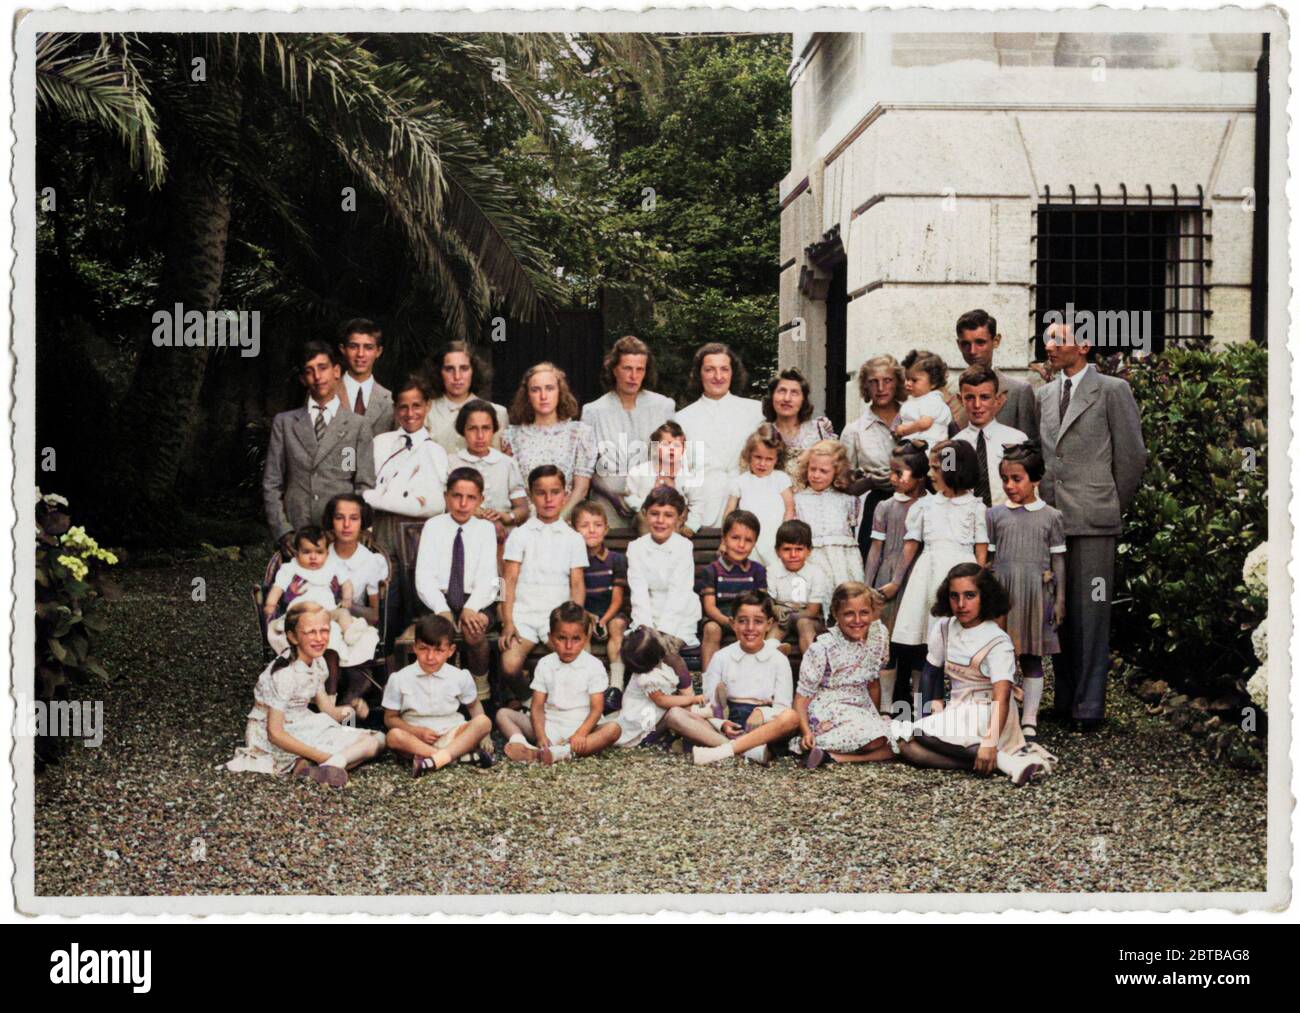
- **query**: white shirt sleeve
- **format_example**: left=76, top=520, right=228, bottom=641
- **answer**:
left=983, top=634, right=1017, bottom=684
left=273, top=562, right=297, bottom=592
left=904, top=498, right=926, bottom=542
left=701, top=651, right=726, bottom=704
left=529, top=655, right=555, bottom=696
left=925, top=616, right=949, bottom=669
left=465, top=521, right=500, bottom=612
left=414, top=519, right=450, bottom=614
left=972, top=500, right=988, bottom=545
left=566, top=529, right=590, bottom=572
left=456, top=669, right=479, bottom=706
left=771, top=653, right=794, bottom=711
left=626, top=540, right=653, bottom=630
left=380, top=671, right=405, bottom=712
left=585, top=655, right=609, bottom=696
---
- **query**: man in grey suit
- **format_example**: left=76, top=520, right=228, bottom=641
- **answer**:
left=1036, top=322, right=1146, bottom=729
left=338, top=317, right=393, bottom=434
left=263, top=340, right=377, bottom=556
left=955, top=308, right=1039, bottom=441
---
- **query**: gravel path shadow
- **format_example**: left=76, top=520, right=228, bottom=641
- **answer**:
left=33, top=559, right=1268, bottom=896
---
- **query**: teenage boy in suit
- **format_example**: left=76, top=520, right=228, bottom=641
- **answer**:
left=1036, top=321, right=1146, bottom=730
left=338, top=318, right=393, bottom=435
left=954, top=308, right=1039, bottom=441
left=264, top=341, right=377, bottom=557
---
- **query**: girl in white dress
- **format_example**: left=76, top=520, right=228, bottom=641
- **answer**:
left=611, top=626, right=709, bottom=748
left=227, top=602, right=386, bottom=786
left=724, top=424, right=795, bottom=568
left=891, top=564, right=1054, bottom=786
left=895, top=351, right=952, bottom=450
left=794, top=439, right=864, bottom=587
left=884, top=440, right=987, bottom=712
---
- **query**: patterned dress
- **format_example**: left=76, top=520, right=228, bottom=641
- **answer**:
left=987, top=501, right=1066, bottom=657
left=795, top=488, right=864, bottom=588
left=227, top=656, right=376, bottom=774
left=501, top=420, right=597, bottom=493
left=779, top=416, right=836, bottom=474
left=793, top=623, right=893, bottom=753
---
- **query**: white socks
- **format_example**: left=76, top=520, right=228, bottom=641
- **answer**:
left=322, top=753, right=347, bottom=768
left=879, top=669, right=896, bottom=713
left=547, top=743, right=572, bottom=762
left=609, top=659, right=625, bottom=691
left=693, top=743, right=735, bottom=766
left=1021, top=677, right=1044, bottom=728
left=508, top=733, right=528, bottom=746
left=742, top=745, right=770, bottom=765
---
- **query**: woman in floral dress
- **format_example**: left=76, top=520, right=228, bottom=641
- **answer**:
left=793, top=582, right=896, bottom=768
left=501, top=361, right=597, bottom=518
left=763, top=367, right=836, bottom=475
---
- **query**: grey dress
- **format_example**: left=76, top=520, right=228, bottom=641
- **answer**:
left=987, top=502, right=1066, bottom=657
left=868, top=492, right=925, bottom=631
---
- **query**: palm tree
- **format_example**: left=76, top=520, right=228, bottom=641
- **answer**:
left=36, top=30, right=662, bottom=536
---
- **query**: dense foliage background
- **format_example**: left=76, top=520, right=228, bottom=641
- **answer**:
left=36, top=32, right=790, bottom=547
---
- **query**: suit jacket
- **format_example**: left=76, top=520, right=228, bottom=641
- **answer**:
left=342, top=378, right=394, bottom=435
left=996, top=371, right=1039, bottom=443
left=1036, top=366, right=1146, bottom=537
left=263, top=405, right=377, bottom=539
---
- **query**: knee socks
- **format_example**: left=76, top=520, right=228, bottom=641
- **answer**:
left=1020, top=654, right=1044, bottom=728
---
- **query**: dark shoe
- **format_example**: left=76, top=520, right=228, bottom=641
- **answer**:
left=1074, top=718, right=1105, bottom=734
left=1021, top=724, right=1038, bottom=741
left=310, top=763, right=349, bottom=788
left=805, top=746, right=828, bottom=770
left=1012, top=762, right=1045, bottom=787
left=602, top=687, right=623, bottom=715
left=475, top=749, right=495, bottom=770
left=411, top=755, right=432, bottom=778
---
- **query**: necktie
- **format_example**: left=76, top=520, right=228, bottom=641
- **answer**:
left=447, top=526, right=467, bottom=612
left=314, top=405, right=327, bottom=440
left=975, top=429, right=991, bottom=507
left=354, top=386, right=366, bottom=416
left=403, top=434, right=412, bottom=449
left=1059, top=377, right=1072, bottom=423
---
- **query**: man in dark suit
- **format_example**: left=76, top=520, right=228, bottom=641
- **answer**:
left=955, top=308, right=1039, bottom=441
left=1036, top=322, right=1147, bottom=729
left=263, top=341, right=376, bottom=556
left=338, top=318, right=393, bottom=434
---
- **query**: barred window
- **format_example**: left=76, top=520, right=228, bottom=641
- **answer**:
left=1031, top=186, right=1212, bottom=358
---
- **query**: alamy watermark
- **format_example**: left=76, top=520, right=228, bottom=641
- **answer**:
left=15, top=692, right=103, bottom=747
left=1043, top=302, right=1153, bottom=354
left=152, top=303, right=261, bottom=358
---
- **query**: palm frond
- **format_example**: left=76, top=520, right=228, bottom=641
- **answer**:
left=35, top=33, right=165, bottom=188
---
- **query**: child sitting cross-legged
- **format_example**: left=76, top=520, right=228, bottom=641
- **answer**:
left=571, top=500, right=630, bottom=690
left=696, top=509, right=767, bottom=671
left=609, top=626, right=710, bottom=749
left=382, top=614, right=495, bottom=777
left=664, top=591, right=801, bottom=766
left=765, top=519, right=831, bottom=656
left=497, top=601, right=622, bottom=765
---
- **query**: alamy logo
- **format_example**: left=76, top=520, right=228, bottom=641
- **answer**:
left=49, top=945, right=151, bottom=992
left=15, top=693, right=103, bottom=747
left=1042, top=302, right=1152, bottom=354
left=152, top=303, right=261, bottom=358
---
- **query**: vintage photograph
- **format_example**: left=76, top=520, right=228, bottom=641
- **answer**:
left=12, top=6, right=1288, bottom=913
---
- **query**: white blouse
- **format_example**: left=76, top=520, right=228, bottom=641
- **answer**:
left=904, top=492, right=988, bottom=548
left=672, top=392, right=764, bottom=477
left=582, top=390, right=677, bottom=496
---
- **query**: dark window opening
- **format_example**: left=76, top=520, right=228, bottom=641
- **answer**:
left=1031, top=195, right=1212, bottom=360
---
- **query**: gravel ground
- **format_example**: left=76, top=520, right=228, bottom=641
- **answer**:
left=34, top=559, right=1268, bottom=896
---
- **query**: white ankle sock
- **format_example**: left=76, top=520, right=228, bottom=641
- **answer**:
left=742, top=744, right=770, bottom=764
left=693, top=743, right=734, bottom=766
left=322, top=754, right=347, bottom=768
left=548, top=743, right=572, bottom=761
left=609, top=659, right=625, bottom=691
left=508, top=733, right=528, bottom=746
left=1022, top=676, right=1044, bottom=727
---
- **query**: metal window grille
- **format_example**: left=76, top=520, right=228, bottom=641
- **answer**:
left=1030, top=185, right=1213, bottom=358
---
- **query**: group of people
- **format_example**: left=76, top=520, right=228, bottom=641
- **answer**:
left=232, top=309, right=1146, bottom=788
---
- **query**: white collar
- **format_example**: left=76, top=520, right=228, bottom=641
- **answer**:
left=523, top=515, right=565, bottom=532
left=724, top=639, right=779, bottom=663
left=393, top=427, right=430, bottom=443
left=344, top=374, right=374, bottom=395
left=307, top=394, right=340, bottom=415
left=891, top=491, right=913, bottom=502
left=457, top=446, right=503, bottom=464
left=1011, top=498, right=1046, bottom=512
left=1062, top=363, right=1091, bottom=384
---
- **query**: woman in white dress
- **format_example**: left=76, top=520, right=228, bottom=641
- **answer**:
left=670, top=342, right=764, bottom=529
left=423, top=340, right=509, bottom=454
left=364, top=375, right=449, bottom=557
left=501, top=362, right=597, bottom=518
left=228, top=602, right=386, bottom=787
left=582, top=335, right=676, bottom=525
left=763, top=367, right=835, bottom=474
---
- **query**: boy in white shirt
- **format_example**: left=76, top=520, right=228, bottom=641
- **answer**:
left=414, top=468, right=500, bottom=696
left=953, top=364, right=1029, bottom=508
left=497, top=602, right=621, bottom=764
left=626, top=486, right=702, bottom=688
left=499, top=465, right=589, bottom=705
left=765, top=520, right=831, bottom=655
left=382, top=614, right=494, bottom=776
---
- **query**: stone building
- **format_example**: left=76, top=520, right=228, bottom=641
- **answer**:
left=778, top=32, right=1269, bottom=428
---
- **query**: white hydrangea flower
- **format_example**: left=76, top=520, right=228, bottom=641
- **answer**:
left=1251, top=614, right=1268, bottom=665
left=1246, top=665, right=1268, bottom=712
left=1242, top=542, right=1268, bottom=597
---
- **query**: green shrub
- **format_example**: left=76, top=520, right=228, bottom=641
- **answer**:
left=35, top=491, right=120, bottom=766
left=1113, top=344, right=1267, bottom=697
